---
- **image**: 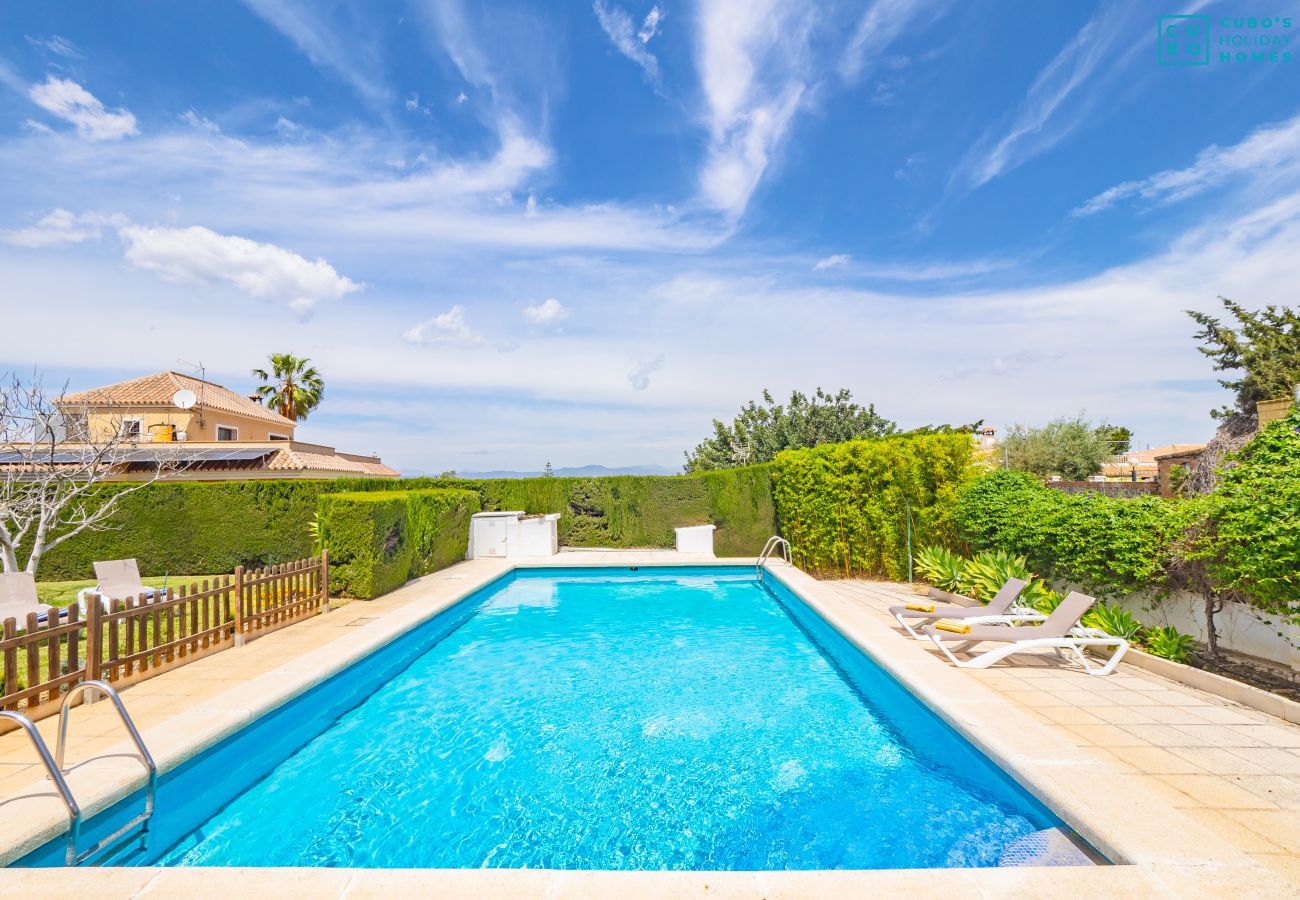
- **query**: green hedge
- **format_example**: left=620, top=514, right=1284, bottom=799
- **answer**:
left=771, top=432, right=975, bottom=579
left=317, top=489, right=480, bottom=599
left=955, top=470, right=1194, bottom=597
left=32, top=480, right=331, bottom=580
left=1199, top=406, right=1300, bottom=615
left=336, top=467, right=777, bottom=555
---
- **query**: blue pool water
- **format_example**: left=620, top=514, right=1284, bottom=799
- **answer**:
left=17, top=567, right=1090, bottom=870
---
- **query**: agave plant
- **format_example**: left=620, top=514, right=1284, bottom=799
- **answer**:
left=959, top=549, right=1033, bottom=601
left=1081, top=602, right=1143, bottom=641
left=914, top=545, right=966, bottom=592
left=1145, top=626, right=1196, bottom=663
left=1019, top=581, right=1062, bottom=614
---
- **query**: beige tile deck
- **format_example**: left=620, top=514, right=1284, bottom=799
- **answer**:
left=820, top=577, right=1300, bottom=881
left=0, top=556, right=1295, bottom=896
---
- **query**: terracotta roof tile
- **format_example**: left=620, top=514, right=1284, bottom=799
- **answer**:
left=61, top=371, right=295, bottom=427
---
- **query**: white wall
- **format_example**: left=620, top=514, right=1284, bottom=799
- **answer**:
left=1113, top=589, right=1300, bottom=670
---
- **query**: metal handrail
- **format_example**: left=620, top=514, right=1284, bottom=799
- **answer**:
left=756, top=535, right=792, bottom=580
left=0, top=711, right=82, bottom=863
left=56, top=680, right=157, bottom=865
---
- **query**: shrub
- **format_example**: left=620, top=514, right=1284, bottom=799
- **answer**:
left=1197, top=406, right=1300, bottom=620
left=959, top=549, right=1029, bottom=600
left=956, top=471, right=1192, bottom=597
left=771, top=432, right=975, bottom=579
left=1145, top=626, right=1197, bottom=663
left=915, top=546, right=965, bottom=592
left=1081, top=602, right=1143, bottom=640
left=317, top=489, right=480, bottom=599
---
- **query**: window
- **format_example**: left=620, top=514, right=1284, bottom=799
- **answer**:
left=216, top=425, right=239, bottom=441
left=268, top=432, right=289, bottom=441
left=120, top=418, right=142, bottom=440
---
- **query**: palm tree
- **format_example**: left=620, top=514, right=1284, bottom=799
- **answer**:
left=251, top=354, right=324, bottom=422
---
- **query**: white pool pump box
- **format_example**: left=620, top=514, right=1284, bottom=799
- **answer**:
left=674, top=523, right=716, bottom=556
left=467, top=511, right=561, bottom=559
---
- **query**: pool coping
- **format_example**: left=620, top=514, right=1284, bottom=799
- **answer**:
left=0, top=554, right=1291, bottom=895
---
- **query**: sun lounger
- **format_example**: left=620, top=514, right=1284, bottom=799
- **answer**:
left=889, top=577, right=1036, bottom=639
left=76, top=558, right=161, bottom=615
left=0, top=572, right=57, bottom=626
left=921, top=590, right=1128, bottom=676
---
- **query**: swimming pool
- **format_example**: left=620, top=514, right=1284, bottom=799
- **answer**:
left=16, top=566, right=1095, bottom=869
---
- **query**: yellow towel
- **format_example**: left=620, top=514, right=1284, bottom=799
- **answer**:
left=934, top=619, right=971, bottom=635
left=905, top=603, right=935, bottom=613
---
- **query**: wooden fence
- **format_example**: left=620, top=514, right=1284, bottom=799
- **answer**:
left=0, top=552, right=328, bottom=722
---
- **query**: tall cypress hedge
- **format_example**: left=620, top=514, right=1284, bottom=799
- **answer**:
left=32, top=465, right=778, bottom=581
left=317, top=489, right=481, bottom=599
left=771, top=432, right=975, bottom=579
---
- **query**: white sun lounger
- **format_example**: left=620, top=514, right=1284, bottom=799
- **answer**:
left=76, top=558, right=161, bottom=615
left=921, top=590, right=1129, bottom=676
left=888, top=577, right=1036, bottom=639
left=0, top=572, right=57, bottom=626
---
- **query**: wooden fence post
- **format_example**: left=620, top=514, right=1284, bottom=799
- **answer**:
left=320, top=550, right=330, bottom=615
left=233, top=566, right=245, bottom=647
left=84, top=595, right=101, bottom=704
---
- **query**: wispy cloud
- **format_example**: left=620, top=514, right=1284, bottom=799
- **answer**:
left=813, top=253, right=850, bottom=271
left=594, top=1, right=662, bottom=84
left=239, top=0, right=389, bottom=105
left=403, top=305, right=486, bottom=347
left=28, top=76, right=138, bottom=141
left=1074, top=113, right=1300, bottom=217
left=25, top=35, right=82, bottom=58
left=119, top=223, right=361, bottom=314
left=839, top=0, right=946, bottom=83
left=1, top=208, right=123, bottom=247
left=956, top=3, right=1132, bottom=191
left=524, top=297, right=570, bottom=324
left=694, top=0, right=816, bottom=218
left=627, top=354, right=664, bottom=390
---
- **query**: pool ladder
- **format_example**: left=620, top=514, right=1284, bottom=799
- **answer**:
left=755, top=535, right=792, bottom=581
left=0, top=680, right=157, bottom=866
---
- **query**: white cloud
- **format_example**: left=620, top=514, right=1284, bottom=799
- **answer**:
left=524, top=297, right=570, bottom=324
left=1074, top=113, right=1300, bottom=217
left=405, top=92, right=430, bottom=115
left=118, top=224, right=361, bottom=314
left=694, top=0, right=815, bottom=218
left=28, top=76, right=138, bottom=141
left=627, top=355, right=664, bottom=391
left=813, top=253, right=850, bottom=271
left=958, top=4, right=1131, bottom=190
left=239, top=0, right=388, bottom=105
left=638, top=6, right=663, bottom=44
left=594, top=0, right=661, bottom=82
left=1, top=209, right=125, bottom=248
left=839, top=0, right=945, bottom=83
left=25, top=35, right=81, bottom=58
left=181, top=109, right=220, bottom=133
left=403, top=305, right=486, bottom=347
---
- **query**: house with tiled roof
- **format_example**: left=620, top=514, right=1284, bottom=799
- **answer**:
left=1098, top=443, right=1207, bottom=485
left=49, top=371, right=399, bottom=481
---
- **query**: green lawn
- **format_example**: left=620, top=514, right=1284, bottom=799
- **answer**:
left=35, top=575, right=216, bottom=608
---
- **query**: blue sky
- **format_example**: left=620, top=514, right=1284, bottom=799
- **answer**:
left=1, top=1, right=1299, bottom=472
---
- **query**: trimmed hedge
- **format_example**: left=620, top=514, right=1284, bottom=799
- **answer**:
left=336, top=467, right=777, bottom=556
left=955, top=470, right=1194, bottom=598
left=771, top=432, right=975, bottom=579
left=318, top=489, right=480, bottom=599
left=32, top=480, right=330, bottom=580
left=30, top=467, right=777, bottom=584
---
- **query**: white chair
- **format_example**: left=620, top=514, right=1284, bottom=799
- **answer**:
left=0, top=572, right=56, bottom=626
left=76, top=558, right=161, bottom=615
left=921, top=591, right=1129, bottom=676
left=889, top=577, right=1037, bottom=639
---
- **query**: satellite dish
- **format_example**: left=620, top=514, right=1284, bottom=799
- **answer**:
left=172, top=389, right=197, bottom=410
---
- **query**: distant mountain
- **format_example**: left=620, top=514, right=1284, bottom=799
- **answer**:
left=409, top=463, right=681, bottom=480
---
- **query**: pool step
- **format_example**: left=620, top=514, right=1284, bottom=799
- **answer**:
left=2, top=680, right=158, bottom=866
